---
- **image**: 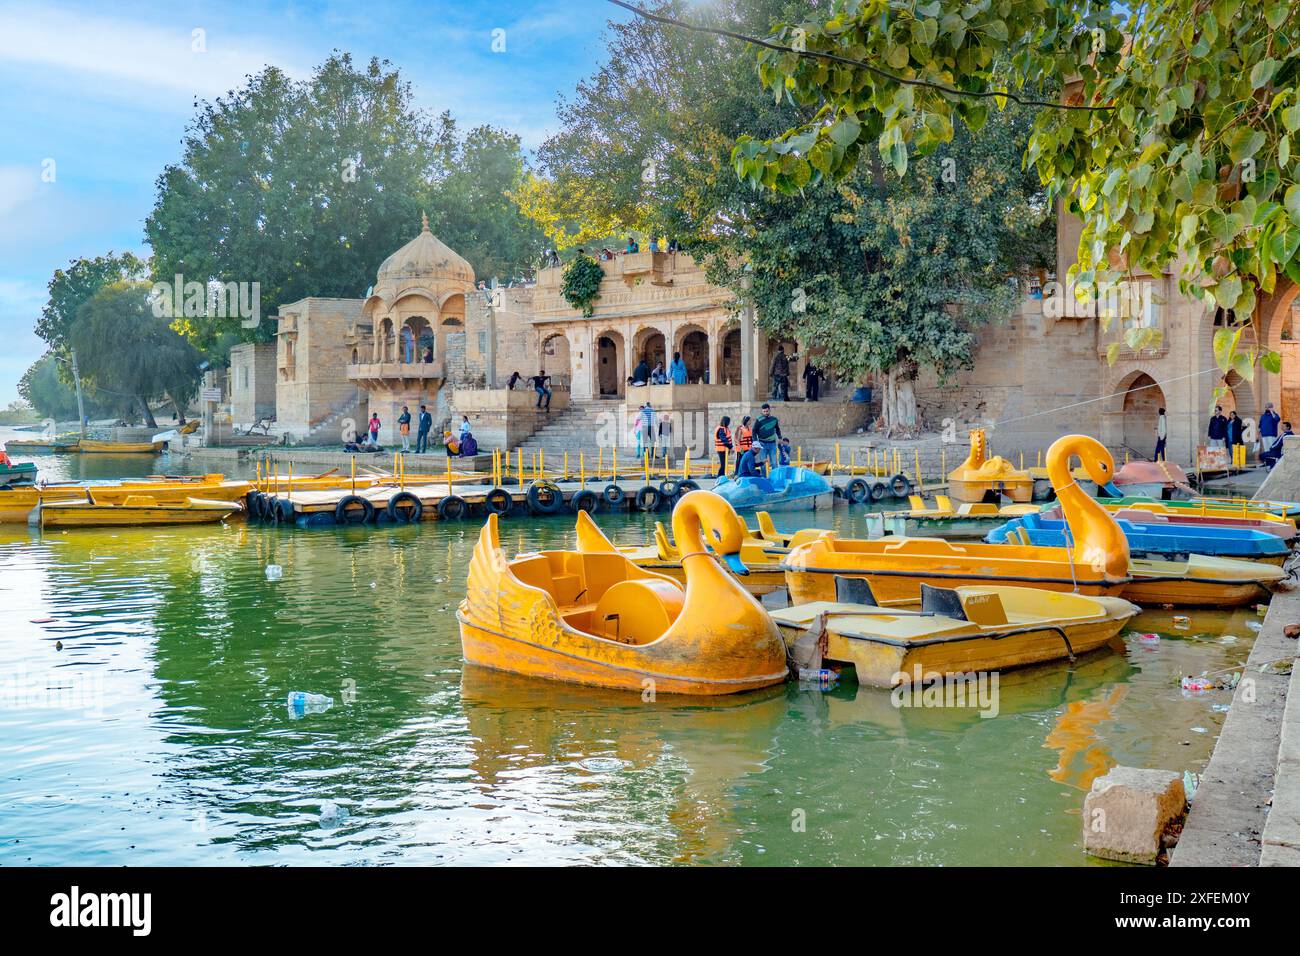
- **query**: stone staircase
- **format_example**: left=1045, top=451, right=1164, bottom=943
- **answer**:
left=514, top=400, right=625, bottom=459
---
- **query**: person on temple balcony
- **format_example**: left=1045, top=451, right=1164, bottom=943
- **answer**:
left=669, top=351, right=688, bottom=385
left=422, top=345, right=433, bottom=364
left=650, top=362, right=667, bottom=385
left=631, top=357, right=651, bottom=387
left=402, top=326, right=415, bottom=363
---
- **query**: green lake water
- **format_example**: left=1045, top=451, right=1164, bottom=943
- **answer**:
left=0, top=435, right=1259, bottom=865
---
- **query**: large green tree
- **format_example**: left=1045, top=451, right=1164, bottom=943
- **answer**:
left=531, top=0, right=1051, bottom=431
left=146, top=54, right=543, bottom=360
left=36, top=252, right=148, bottom=354
left=727, top=0, right=1299, bottom=382
left=67, top=284, right=204, bottom=428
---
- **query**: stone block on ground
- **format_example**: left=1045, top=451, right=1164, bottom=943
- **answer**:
left=1083, top=766, right=1186, bottom=864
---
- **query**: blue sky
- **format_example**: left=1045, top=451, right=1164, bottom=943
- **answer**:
left=0, top=0, right=636, bottom=403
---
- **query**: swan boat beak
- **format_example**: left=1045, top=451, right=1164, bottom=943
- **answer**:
left=723, top=552, right=750, bottom=576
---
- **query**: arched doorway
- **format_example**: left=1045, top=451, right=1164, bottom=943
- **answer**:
left=402, top=317, right=431, bottom=363
left=375, top=318, right=395, bottom=362
left=719, top=326, right=741, bottom=384
left=1120, top=372, right=1165, bottom=458
left=677, top=326, right=709, bottom=383
left=597, top=332, right=624, bottom=397
left=542, top=333, right=571, bottom=390
left=633, top=327, right=666, bottom=372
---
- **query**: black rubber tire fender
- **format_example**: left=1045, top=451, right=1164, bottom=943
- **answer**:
left=570, top=489, right=600, bottom=513
left=602, top=484, right=626, bottom=505
left=437, top=495, right=469, bottom=520
left=890, top=473, right=912, bottom=498
left=846, top=478, right=870, bottom=504
left=483, top=487, right=513, bottom=517
left=634, top=485, right=661, bottom=512
left=275, top=498, right=297, bottom=524
left=335, top=494, right=374, bottom=525
left=386, top=491, right=423, bottom=523
left=678, top=479, right=701, bottom=492
left=658, top=479, right=681, bottom=499
left=526, top=481, right=565, bottom=515
left=869, top=482, right=889, bottom=502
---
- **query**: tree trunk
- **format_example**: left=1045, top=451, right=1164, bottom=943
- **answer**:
left=167, top=390, right=187, bottom=425
left=882, top=365, right=918, bottom=438
left=139, top=396, right=157, bottom=429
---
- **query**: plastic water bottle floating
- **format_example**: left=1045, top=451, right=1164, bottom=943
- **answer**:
left=578, top=757, right=627, bottom=773
left=319, top=802, right=349, bottom=829
left=265, top=564, right=283, bottom=581
left=798, top=667, right=839, bottom=686
left=287, top=691, right=333, bottom=718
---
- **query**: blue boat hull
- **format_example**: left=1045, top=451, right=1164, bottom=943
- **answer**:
left=986, top=512, right=1291, bottom=560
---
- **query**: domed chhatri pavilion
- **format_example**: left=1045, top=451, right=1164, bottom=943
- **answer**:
left=269, top=214, right=487, bottom=443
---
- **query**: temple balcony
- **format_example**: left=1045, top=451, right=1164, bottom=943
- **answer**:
left=347, top=360, right=445, bottom=388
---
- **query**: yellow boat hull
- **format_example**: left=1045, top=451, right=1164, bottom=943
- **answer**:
left=76, top=440, right=165, bottom=454
left=774, top=588, right=1138, bottom=687
left=39, top=497, right=239, bottom=528
left=0, top=478, right=252, bottom=523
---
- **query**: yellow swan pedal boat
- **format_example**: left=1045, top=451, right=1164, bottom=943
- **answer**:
left=39, top=495, right=242, bottom=528
left=785, top=434, right=1286, bottom=608
left=772, top=580, right=1139, bottom=687
left=947, top=428, right=1035, bottom=503
left=576, top=510, right=822, bottom=597
left=457, top=490, right=788, bottom=695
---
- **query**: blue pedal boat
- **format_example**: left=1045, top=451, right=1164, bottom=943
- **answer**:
left=985, top=510, right=1292, bottom=562
left=711, top=466, right=834, bottom=513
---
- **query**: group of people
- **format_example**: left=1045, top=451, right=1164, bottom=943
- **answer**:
left=768, top=345, right=824, bottom=402
left=630, top=351, right=690, bottom=388
left=542, top=237, right=682, bottom=268
left=1204, top=403, right=1294, bottom=467
left=345, top=406, right=478, bottom=457
left=506, top=370, right=555, bottom=412
left=714, top=404, right=789, bottom=478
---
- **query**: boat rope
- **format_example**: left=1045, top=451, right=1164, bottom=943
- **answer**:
left=1055, top=477, right=1083, bottom=593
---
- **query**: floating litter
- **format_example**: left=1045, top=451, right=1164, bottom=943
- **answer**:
left=1220, top=635, right=1238, bottom=644
left=1190, top=726, right=1208, bottom=734
left=1172, top=615, right=1190, bottom=630
left=1211, top=703, right=1230, bottom=712
left=1181, top=676, right=1214, bottom=691
left=1246, top=620, right=1262, bottom=632
left=265, top=564, right=283, bottom=581
left=578, top=757, right=627, bottom=773
left=319, top=802, right=348, bottom=829
left=1183, top=770, right=1200, bottom=801
left=1136, top=632, right=1160, bottom=643
left=1255, top=604, right=1268, bottom=616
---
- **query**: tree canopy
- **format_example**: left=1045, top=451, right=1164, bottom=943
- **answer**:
left=146, top=53, right=543, bottom=360
left=528, top=0, right=1052, bottom=430
left=67, top=283, right=204, bottom=428
left=728, top=0, right=1299, bottom=379
left=36, top=252, right=148, bottom=354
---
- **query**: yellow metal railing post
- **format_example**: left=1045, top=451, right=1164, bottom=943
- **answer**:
left=580, top=451, right=585, bottom=488
left=915, top=449, right=923, bottom=494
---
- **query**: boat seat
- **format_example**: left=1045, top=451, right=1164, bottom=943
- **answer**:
left=835, top=575, right=878, bottom=605
left=654, top=522, right=675, bottom=560
left=592, top=579, right=684, bottom=645
left=786, top=529, right=825, bottom=549
left=920, top=583, right=967, bottom=620
left=122, top=495, right=159, bottom=507
left=959, top=591, right=1009, bottom=626
left=511, top=555, right=556, bottom=595
left=935, top=495, right=954, bottom=513
left=907, top=495, right=926, bottom=512
left=756, top=511, right=780, bottom=540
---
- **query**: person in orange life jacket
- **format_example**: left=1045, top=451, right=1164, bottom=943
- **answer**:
left=714, top=415, right=734, bottom=477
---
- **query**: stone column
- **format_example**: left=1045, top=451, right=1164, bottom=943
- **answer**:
left=740, top=274, right=756, bottom=404
left=708, top=321, right=720, bottom=386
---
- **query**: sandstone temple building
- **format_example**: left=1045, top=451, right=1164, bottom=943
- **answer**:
left=225, top=211, right=1300, bottom=465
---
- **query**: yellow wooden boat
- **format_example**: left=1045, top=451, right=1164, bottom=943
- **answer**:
left=0, top=475, right=252, bottom=523
left=77, top=439, right=165, bottom=454
left=457, top=490, right=788, bottom=695
left=772, top=581, right=1139, bottom=687
left=39, top=495, right=241, bottom=528
left=947, top=428, right=1035, bottom=503
left=784, top=434, right=1284, bottom=608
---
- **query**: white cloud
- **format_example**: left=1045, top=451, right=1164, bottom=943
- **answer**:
left=0, top=3, right=311, bottom=102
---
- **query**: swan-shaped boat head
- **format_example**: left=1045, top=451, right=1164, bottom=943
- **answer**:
left=1047, top=434, right=1130, bottom=581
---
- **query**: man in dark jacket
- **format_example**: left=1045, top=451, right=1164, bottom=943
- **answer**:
left=1260, top=402, right=1280, bottom=453
left=770, top=346, right=793, bottom=401
left=1207, top=406, right=1228, bottom=449
left=415, top=405, right=433, bottom=454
